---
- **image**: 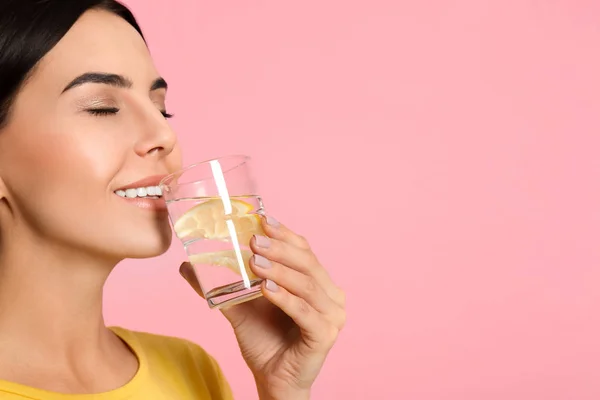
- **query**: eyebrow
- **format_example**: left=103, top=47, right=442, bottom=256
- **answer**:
left=62, top=72, right=168, bottom=93
left=150, top=77, right=168, bottom=91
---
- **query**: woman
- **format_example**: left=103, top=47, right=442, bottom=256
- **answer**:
left=0, top=0, right=346, bottom=399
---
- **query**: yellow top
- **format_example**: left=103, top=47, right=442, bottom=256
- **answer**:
left=0, top=327, right=235, bottom=400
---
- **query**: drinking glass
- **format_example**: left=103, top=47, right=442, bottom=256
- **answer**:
left=160, top=155, right=265, bottom=309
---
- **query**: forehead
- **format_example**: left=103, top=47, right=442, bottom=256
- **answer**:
left=34, top=9, right=157, bottom=90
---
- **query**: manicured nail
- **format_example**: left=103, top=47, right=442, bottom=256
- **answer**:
left=266, top=215, right=280, bottom=227
left=266, top=279, right=279, bottom=292
left=253, top=254, right=272, bottom=269
left=179, top=270, right=189, bottom=283
left=179, top=263, right=191, bottom=280
left=254, top=235, right=271, bottom=248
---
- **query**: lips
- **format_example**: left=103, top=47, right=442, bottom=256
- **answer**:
left=114, top=175, right=168, bottom=193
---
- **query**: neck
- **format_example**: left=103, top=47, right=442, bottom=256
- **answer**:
left=0, top=226, right=118, bottom=359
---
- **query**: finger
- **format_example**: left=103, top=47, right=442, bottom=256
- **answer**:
left=260, top=279, right=340, bottom=351
left=179, top=262, right=205, bottom=299
left=251, top=235, right=345, bottom=308
left=260, top=215, right=311, bottom=250
left=251, top=234, right=315, bottom=275
left=257, top=217, right=346, bottom=308
left=250, top=254, right=345, bottom=329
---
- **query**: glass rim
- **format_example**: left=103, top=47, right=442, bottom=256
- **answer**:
left=160, top=154, right=251, bottom=188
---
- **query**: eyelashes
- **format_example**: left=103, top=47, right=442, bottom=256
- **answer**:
left=87, top=107, right=119, bottom=117
left=86, top=108, right=174, bottom=119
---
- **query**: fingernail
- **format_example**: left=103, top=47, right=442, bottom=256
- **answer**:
left=253, top=254, right=272, bottom=269
left=266, top=279, right=279, bottom=292
left=254, top=235, right=271, bottom=248
left=266, top=215, right=280, bottom=228
left=179, top=270, right=189, bottom=283
left=179, top=263, right=190, bottom=280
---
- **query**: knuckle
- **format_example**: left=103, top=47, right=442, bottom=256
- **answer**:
left=267, top=238, right=280, bottom=253
left=322, top=324, right=339, bottom=345
left=297, top=298, right=312, bottom=315
left=337, top=287, right=347, bottom=307
left=308, top=252, right=320, bottom=266
left=303, top=277, right=320, bottom=297
left=296, top=234, right=311, bottom=249
left=337, top=310, right=347, bottom=330
left=265, top=240, right=284, bottom=261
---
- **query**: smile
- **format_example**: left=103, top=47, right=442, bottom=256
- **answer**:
left=115, top=185, right=163, bottom=199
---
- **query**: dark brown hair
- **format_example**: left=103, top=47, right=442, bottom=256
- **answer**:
left=0, top=0, right=145, bottom=128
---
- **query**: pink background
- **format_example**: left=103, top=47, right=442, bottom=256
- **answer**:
left=105, top=1, right=600, bottom=399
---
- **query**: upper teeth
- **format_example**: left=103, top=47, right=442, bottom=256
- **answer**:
left=115, top=186, right=162, bottom=198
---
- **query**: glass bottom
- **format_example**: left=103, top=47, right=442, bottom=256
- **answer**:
left=205, top=279, right=264, bottom=309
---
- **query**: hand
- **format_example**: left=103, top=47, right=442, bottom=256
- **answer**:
left=180, top=216, right=346, bottom=400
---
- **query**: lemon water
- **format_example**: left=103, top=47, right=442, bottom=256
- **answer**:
left=166, top=195, right=265, bottom=308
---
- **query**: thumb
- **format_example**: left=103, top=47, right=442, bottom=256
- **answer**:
left=178, top=261, right=253, bottom=326
left=179, top=262, right=205, bottom=299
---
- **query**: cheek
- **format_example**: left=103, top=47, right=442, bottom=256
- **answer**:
left=2, top=115, right=175, bottom=257
left=4, top=121, right=125, bottom=227
left=9, top=130, right=120, bottom=195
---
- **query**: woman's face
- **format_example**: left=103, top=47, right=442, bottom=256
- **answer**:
left=0, top=10, right=182, bottom=261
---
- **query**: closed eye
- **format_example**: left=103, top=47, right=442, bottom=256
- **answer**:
left=87, top=107, right=119, bottom=116
left=86, top=108, right=173, bottom=119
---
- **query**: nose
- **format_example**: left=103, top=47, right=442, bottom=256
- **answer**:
left=133, top=107, right=177, bottom=158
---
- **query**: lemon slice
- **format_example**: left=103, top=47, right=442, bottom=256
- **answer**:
left=189, top=250, right=257, bottom=280
left=173, top=198, right=264, bottom=244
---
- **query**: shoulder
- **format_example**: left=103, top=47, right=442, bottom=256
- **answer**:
left=112, top=326, right=210, bottom=359
left=110, top=326, right=234, bottom=399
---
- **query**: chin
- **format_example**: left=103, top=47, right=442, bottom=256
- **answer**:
left=111, top=224, right=174, bottom=260
left=130, top=233, right=174, bottom=259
